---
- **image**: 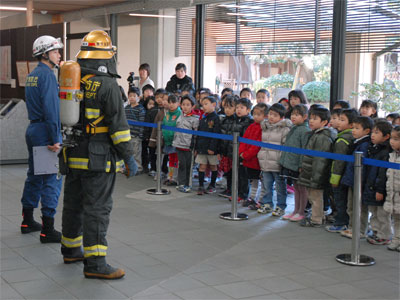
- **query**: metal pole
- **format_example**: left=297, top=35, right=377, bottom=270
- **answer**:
left=329, top=0, right=347, bottom=110
left=220, top=132, right=248, bottom=221
left=336, top=152, right=375, bottom=266
left=147, top=122, right=170, bottom=195
left=195, top=4, right=205, bottom=89
left=188, top=150, right=195, bottom=188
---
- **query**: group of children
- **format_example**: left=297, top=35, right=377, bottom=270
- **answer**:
left=124, top=64, right=400, bottom=252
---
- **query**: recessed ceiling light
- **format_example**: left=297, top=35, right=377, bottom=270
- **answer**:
left=129, top=13, right=176, bottom=18
left=0, top=6, right=27, bottom=11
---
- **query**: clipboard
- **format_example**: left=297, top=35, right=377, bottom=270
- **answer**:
left=33, top=146, right=59, bottom=175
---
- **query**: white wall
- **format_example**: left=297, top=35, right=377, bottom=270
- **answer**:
left=117, top=24, right=140, bottom=92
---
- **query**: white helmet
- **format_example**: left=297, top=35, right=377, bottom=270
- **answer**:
left=32, top=35, right=63, bottom=57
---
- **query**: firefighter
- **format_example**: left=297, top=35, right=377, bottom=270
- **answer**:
left=60, top=30, right=137, bottom=280
left=20, top=35, right=64, bottom=243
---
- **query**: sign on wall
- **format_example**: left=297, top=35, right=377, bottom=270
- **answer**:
left=0, top=46, right=11, bottom=84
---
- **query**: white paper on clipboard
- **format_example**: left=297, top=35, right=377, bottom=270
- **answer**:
left=33, top=146, right=59, bottom=175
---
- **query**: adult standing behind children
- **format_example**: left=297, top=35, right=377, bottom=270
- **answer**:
left=166, top=63, right=195, bottom=94
left=20, top=35, right=64, bottom=243
left=134, top=63, right=154, bottom=95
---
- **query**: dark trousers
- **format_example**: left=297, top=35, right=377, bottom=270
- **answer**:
left=177, top=149, right=192, bottom=186
left=333, top=185, right=349, bottom=226
left=142, top=140, right=156, bottom=172
left=62, top=169, right=115, bottom=265
left=238, top=165, right=249, bottom=199
left=21, top=123, right=62, bottom=217
left=225, top=170, right=232, bottom=192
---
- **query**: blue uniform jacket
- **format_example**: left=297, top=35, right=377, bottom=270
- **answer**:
left=25, top=62, right=61, bottom=144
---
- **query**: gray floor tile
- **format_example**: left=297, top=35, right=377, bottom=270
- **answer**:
left=191, top=270, right=243, bottom=286
left=316, top=283, right=375, bottom=299
left=131, top=292, right=182, bottom=299
left=174, top=286, right=233, bottom=299
left=108, top=279, right=161, bottom=298
left=158, top=274, right=206, bottom=292
left=1, top=267, right=47, bottom=283
left=349, top=278, right=400, bottom=299
left=1, top=279, right=24, bottom=299
left=1, top=256, right=33, bottom=271
left=214, top=281, right=271, bottom=299
left=253, top=276, right=307, bottom=293
left=286, top=271, right=340, bottom=288
left=10, top=278, right=65, bottom=298
left=227, top=265, right=276, bottom=280
left=279, top=288, right=334, bottom=299
left=133, top=264, right=179, bottom=280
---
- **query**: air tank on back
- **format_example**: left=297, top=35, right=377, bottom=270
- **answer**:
left=59, top=61, right=82, bottom=134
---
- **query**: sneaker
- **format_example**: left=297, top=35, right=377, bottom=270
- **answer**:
left=257, top=204, right=273, bottom=214
left=218, top=189, right=231, bottom=198
left=229, top=196, right=243, bottom=202
left=272, top=207, right=285, bottom=217
left=178, top=185, right=191, bottom=193
left=289, top=214, right=305, bottom=222
left=242, top=198, right=256, bottom=207
left=197, top=187, right=205, bottom=195
left=367, top=235, right=390, bottom=245
left=282, top=213, right=295, bottom=220
left=325, top=212, right=336, bottom=224
left=205, top=185, right=216, bottom=194
left=176, top=184, right=184, bottom=190
left=325, top=225, right=348, bottom=233
left=149, top=170, right=156, bottom=177
left=248, top=202, right=261, bottom=210
left=299, top=217, right=322, bottom=228
left=387, top=241, right=400, bottom=252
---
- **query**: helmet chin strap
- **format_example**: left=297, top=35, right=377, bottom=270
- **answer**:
left=43, top=52, right=58, bottom=68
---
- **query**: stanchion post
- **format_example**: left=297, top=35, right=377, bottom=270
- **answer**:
left=336, top=151, right=375, bottom=266
left=147, top=121, right=170, bottom=195
left=220, top=132, right=248, bottom=221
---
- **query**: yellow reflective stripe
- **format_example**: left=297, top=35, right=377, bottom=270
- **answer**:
left=86, top=126, right=109, bottom=134
left=91, top=115, right=105, bottom=126
left=61, top=235, right=83, bottom=248
left=84, top=244, right=108, bottom=258
left=116, top=160, right=124, bottom=172
left=68, top=158, right=89, bottom=170
left=330, top=174, right=342, bottom=185
left=110, top=130, right=131, bottom=145
left=106, top=161, right=111, bottom=172
left=85, top=108, right=100, bottom=119
left=337, top=138, right=350, bottom=145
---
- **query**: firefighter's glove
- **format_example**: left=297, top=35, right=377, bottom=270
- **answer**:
left=124, top=156, right=138, bottom=178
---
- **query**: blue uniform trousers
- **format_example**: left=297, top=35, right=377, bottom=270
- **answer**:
left=20, top=123, right=62, bottom=217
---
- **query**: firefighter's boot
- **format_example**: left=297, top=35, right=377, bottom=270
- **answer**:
left=83, top=257, right=125, bottom=280
left=61, top=246, right=84, bottom=264
left=40, top=216, right=61, bottom=243
left=21, top=208, right=42, bottom=234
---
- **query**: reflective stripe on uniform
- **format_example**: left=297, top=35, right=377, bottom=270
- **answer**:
left=116, top=160, right=124, bottom=172
left=61, top=235, right=83, bottom=248
left=68, top=158, right=89, bottom=170
left=105, top=161, right=111, bottom=172
left=85, top=108, right=100, bottom=119
left=84, top=244, right=108, bottom=258
left=110, top=130, right=131, bottom=145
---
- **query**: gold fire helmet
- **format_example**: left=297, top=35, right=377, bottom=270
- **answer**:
left=76, top=30, right=116, bottom=59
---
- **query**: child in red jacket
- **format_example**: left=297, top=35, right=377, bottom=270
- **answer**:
left=239, top=103, right=270, bottom=207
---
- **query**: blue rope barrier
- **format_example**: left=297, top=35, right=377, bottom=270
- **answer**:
left=126, top=120, right=400, bottom=170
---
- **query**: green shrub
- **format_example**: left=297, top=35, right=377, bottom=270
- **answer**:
left=302, top=81, right=330, bottom=103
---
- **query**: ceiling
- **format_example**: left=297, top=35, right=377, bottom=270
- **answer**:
left=0, top=0, right=129, bottom=14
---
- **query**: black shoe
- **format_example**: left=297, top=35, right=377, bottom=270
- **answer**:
left=84, top=257, right=125, bottom=280
left=61, top=246, right=84, bottom=264
left=21, top=208, right=42, bottom=234
left=40, top=216, right=61, bottom=243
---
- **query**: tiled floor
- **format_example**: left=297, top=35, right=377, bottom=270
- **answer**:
left=1, top=164, right=399, bottom=300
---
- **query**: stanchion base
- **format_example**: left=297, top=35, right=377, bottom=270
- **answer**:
left=146, top=188, right=170, bottom=195
left=219, top=212, right=248, bottom=221
left=336, top=254, right=375, bottom=266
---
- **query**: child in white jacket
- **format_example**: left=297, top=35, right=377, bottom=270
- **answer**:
left=384, top=126, right=400, bottom=252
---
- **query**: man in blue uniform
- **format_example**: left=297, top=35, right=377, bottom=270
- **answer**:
left=60, top=30, right=137, bottom=279
left=21, top=35, right=64, bottom=243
